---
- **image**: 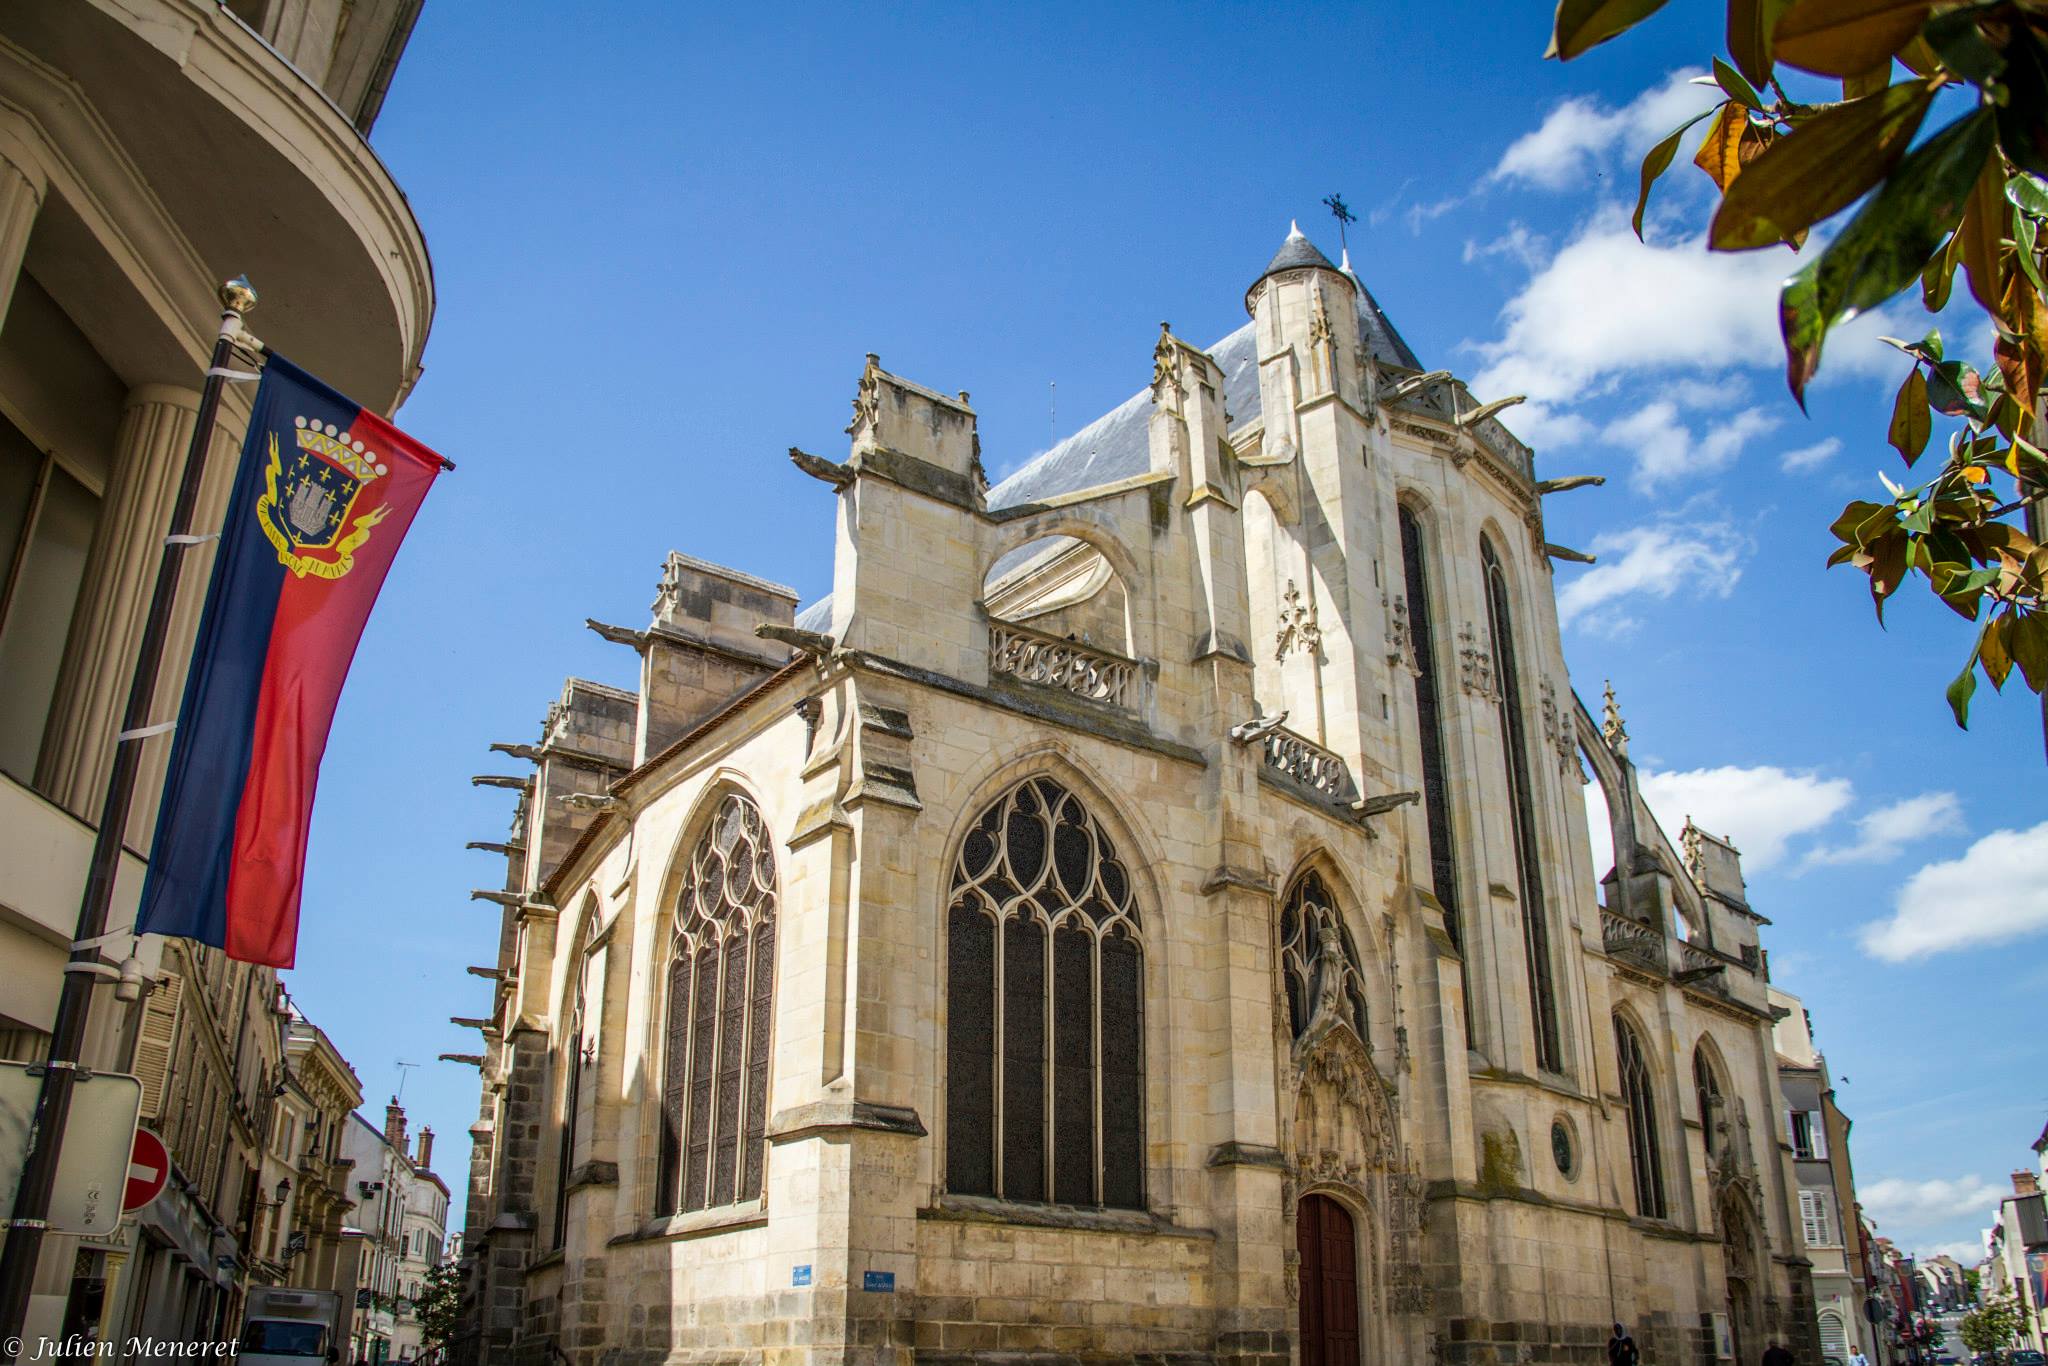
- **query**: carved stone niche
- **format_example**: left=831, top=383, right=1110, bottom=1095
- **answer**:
left=1282, top=997, right=1433, bottom=1318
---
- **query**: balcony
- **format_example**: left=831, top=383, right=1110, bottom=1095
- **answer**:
left=1257, top=723, right=1357, bottom=805
left=1600, top=909, right=1665, bottom=975
left=988, top=620, right=1136, bottom=709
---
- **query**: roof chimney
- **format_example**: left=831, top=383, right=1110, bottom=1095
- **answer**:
left=416, top=1127, right=434, bottom=1172
left=2015, top=1170, right=2041, bottom=1196
left=385, top=1098, right=407, bottom=1154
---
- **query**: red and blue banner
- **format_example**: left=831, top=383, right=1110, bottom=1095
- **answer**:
left=136, top=354, right=445, bottom=967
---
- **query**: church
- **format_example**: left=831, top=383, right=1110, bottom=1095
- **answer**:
left=452, top=225, right=1821, bottom=1366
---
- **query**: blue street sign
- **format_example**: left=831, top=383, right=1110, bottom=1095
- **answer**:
left=862, top=1271, right=895, bottom=1293
left=792, top=1265, right=812, bottom=1287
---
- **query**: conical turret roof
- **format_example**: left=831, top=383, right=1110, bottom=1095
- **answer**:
left=1249, top=220, right=1339, bottom=295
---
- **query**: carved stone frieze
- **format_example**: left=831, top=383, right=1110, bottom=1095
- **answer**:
left=1382, top=590, right=1413, bottom=670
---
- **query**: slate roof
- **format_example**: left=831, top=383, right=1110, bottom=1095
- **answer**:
left=988, top=271, right=1423, bottom=512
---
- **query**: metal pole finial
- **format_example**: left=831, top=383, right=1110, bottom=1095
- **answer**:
left=219, top=276, right=258, bottom=315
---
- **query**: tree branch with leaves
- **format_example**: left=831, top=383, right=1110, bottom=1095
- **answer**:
left=1551, top=0, right=2048, bottom=736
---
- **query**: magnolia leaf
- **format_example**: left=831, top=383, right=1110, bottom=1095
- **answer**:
left=1731, top=0, right=1795, bottom=85
left=1945, top=645, right=1978, bottom=727
left=1711, top=79, right=1936, bottom=251
left=1981, top=612, right=2014, bottom=688
left=2012, top=611, right=2048, bottom=692
left=2013, top=205, right=2048, bottom=299
left=1922, top=229, right=1960, bottom=311
left=1925, top=359, right=1986, bottom=418
left=1549, top=0, right=1671, bottom=59
left=1957, top=153, right=2007, bottom=316
left=2009, top=173, right=2048, bottom=219
left=1897, top=34, right=1941, bottom=76
left=1712, top=56, right=1766, bottom=110
left=1778, top=109, right=1997, bottom=402
left=1695, top=104, right=1751, bottom=193
left=1774, top=0, right=1933, bottom=78
left=1636, top=107, right=1720, bottom=239
left=1923, top=6, right=2004, bottom=87
left=1889, top=367, right=1932, bottom=462
left=1844, top=61, right=1893, bottom=99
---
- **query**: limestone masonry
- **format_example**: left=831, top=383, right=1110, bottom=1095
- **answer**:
left=455, top=226, right=1822, bottom=1366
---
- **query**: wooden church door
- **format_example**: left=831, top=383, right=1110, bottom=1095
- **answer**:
left=1296, top=1194, right=1360, bottom=1366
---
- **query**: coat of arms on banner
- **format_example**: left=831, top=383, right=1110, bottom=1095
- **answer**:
left=256, top=416, right=391, bottom=579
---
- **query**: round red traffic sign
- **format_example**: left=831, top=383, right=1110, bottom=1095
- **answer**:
left=123, top=1129, right=168, bottom=1212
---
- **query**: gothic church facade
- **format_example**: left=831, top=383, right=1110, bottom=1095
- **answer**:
left=454, top=228, right=1819, bottom=1366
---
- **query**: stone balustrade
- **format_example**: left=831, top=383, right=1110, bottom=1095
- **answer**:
left=988, top=620, right=1136, bottom=708
left=1600, top=908, right=1666, bottom=975
left=1261, top=724, right=1357, bottom=803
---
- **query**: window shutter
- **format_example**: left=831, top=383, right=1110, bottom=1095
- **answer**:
left=134, top=972, right=182, bottom=1120
left=1810, top=1111, right=1830, bottom=1160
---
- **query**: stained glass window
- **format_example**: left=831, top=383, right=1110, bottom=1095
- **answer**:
left=1694, top=1044, right=1724, bottom=1161
left=946, top=776, right=1144, bottom=1209
left=655, top=793, right=778, bottom=1215
left=1483, top=537, right=1562, bottom=1073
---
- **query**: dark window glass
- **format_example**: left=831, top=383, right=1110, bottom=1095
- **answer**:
left=663, top=793, right=777, bottom=1215
left=1052, top=925, right=1096, bottom=1205
left=743, top=926, right=774, bottom=1201
left=1693, top=1046, right=1723, bottom=1162
left=1277, top=870, right=1370, bottom=1044
left=945, top=910, right=997, bottom=1196
left=1483, top=538, right=1562, bottom=1072
left=1398, top=507, right=1461, bottom=950
left=551, top=928, right=590, bottom=1250
left=1616, top=1017, right=1667, bottom=1218
left=946, top=776, right=1144, bottom=1210
left=1002, top=916, right=1047, bottom=1203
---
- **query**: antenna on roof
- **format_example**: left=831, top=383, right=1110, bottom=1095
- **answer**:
left=1322, top=193, right=1356, bottom=256
left=394, top=1059, right=419, bottom=1102
left=1049, top=380, right=1056, bottom=449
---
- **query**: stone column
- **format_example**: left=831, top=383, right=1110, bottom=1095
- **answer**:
left=36, top=387, right=201, bottom=820
left=0, top=145, right=46, bottom=336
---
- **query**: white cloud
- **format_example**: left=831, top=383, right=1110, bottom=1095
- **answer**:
left=1469, top=212, right=1911, bottom=416
left=1860, top=820, right=2048, bottom=961
left=1634, top=765, right=1853, bottom=873
left=1780, top=436, right=1842, bottom=472
left=1600, top=400, right=1780, bottom=488
left=1914, top=1237, right=1991, bottom=1264
left=1491, top=71, right=1716, bottom=190
left=1556, top=521, right=1747, bottom=632
left=1802, top=791, right=1964, bottom=870
left=1861, top=1175, right=2005, bottom=1235
left=1464, top=223, right=1549, bottom=271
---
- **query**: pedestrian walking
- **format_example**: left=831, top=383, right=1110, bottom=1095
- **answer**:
left=1610, top=1323, right=1642, bottom=1366
left=1852, top=1348, right=1871, bottom=1366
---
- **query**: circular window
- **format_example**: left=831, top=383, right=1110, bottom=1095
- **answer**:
left=1551, top=1118, right=1576, bottom=1178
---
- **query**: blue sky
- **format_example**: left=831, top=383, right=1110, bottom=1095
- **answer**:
left=278, top=3, right=2045, bottom=1259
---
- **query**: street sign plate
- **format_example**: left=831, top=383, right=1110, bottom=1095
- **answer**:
left=125, top=1128, right=169, bottom=1211
left=0, top=1060, right=143, bottom=1235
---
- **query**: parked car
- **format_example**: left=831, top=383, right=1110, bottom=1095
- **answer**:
left=2007, top=1351, right=2045, bottom=1366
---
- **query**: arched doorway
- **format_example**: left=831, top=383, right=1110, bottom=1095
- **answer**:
left=1722, top=1191, right=1761, bottom=1366
left=1297, top=1193, right=1360, bottom=1366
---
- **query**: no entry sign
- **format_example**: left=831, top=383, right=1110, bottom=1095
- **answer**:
left=124, top=1129, right=168, bottom=1212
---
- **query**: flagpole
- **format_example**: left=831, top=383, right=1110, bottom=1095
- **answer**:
left=0, top=278, right=259, bottom=1357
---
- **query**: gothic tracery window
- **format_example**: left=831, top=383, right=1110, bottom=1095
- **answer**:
left=1398, top=507, right=1461, bottom=951
left=1694, top=1044, right=1725, bottom=1161
left=1616, top=1015, right=1667, bottom=1219
left=946, top=776, right=1144, bottom=1210
left=1278, top=869, right=1369, bottom=1044
left=656, top=793, right=777, bottom=1215
left=551, top=920, right=591, bottom=1248
left=1483, top=536, right=1563, bottom=1073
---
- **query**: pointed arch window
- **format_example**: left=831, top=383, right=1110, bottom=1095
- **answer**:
left=946, top=776, right=1144, bottom=1210
left=1616, top=1015, right=1667, bottom=1218
left=655, top=793, right=777, bottom=1215
left=1482, top=537, right=1562, bottom=1072
left=1397, top=507, right=1460, bottom=951
left=1278, top=869, right=1369, bottom=1043
left=551, top=921, right=591, bottom=1248
left=1694, top=1044, right=1725, bottom=1161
